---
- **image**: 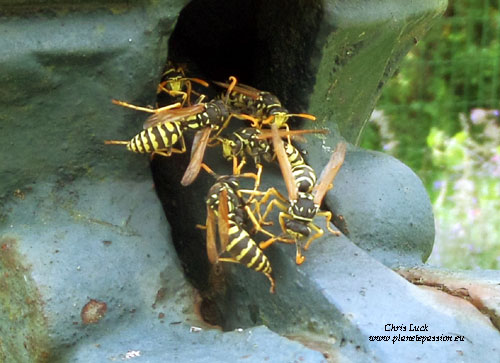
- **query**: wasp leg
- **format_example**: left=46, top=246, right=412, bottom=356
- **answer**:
left=168, top=90, right=189, bottom=106
left=295, top=243, right=306, bottom=265
left=151, top=148, right=183, bottom=158
left=211, top=114, right=235, bottom=139
left=258, top=189, right=289, bottom=225
left=200, top=162, right=217, bottom=176
left=193, top=92, right=207, bottom=105
left=237, top=113, right=261, bottom=128
left=235, top=171, right=260, bottom=199
left=207, top=133, right=223, bottom=148
left=233, top=157, right=247, bottom=175
left=259, top=212, right=295, bottom=249
left=302, top=222, right=324, bottom=253
left=151, top=135, right=187, bottom=159
left=240, top=164, right=262, bottom=204
left=156, top=81, right=167, bottom=93
left=112, top=99, right=181, bottom=113
left=266, top=274, right=276, bottom=294
left=156, top=83, right=189, bottom=105
left=237, top=188, right=268, bottom=217
left=243, top=205, right=279, bottom=240
left=316, top=210, right=341, bottom=237
left=284, top=124, right=292, bottom=144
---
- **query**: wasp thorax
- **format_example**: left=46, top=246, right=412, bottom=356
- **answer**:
left=289, top=193, right=318, bottom=220
left=221, top=176, right=239, bottom=190
left=285, top=219, right=311, bottom=238
left=233, top=208, right=249, bottom=229
left=247, top=139, right=271, bottom=161
left=208, top=100, right=230, bottom=126
left=260, top=92, right=281, bottom=107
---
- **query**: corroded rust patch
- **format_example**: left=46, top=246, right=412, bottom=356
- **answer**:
left=81, top=299, right=107, bottom=324
left=0, top=236, right=51, bottom=362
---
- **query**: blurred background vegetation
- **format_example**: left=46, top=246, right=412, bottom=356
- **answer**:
left=361, top=0, right=500, bottom=269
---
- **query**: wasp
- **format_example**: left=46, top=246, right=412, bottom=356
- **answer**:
left=179, top=77, right=242, bottom=186
left=105, top=99, right=232, bottom=159
left=256, top=124, right=347, bottom=265
left=203, top=166, right=280, bottom=293
left=217, top=127, right=273, bottom=189
left=215, top=127, right=329, bottom=192
left=157, top=62, right=210, bottom=106
left=213, top=78, right=316, bottom=130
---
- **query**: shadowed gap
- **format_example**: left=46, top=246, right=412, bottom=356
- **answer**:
left=151, top=0, right=324, bottom=324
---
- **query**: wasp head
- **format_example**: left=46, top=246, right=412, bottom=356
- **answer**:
left=220, top=137, right=241, bottom=160
left=289, top=193, right=318, bottom=220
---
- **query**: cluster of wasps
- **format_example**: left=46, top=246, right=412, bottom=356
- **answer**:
left=106, top=62, right=347, bottom=293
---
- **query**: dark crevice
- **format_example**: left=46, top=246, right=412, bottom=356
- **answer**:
left=152, top=0, right=324, bottom=319
left=168, top=0, right=323, bottom=113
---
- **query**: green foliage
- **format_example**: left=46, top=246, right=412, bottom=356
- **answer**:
left=362, top=0, right=500, bottom=177
left=428, top=123, right=500, bottom=269
left=362, top=1, right=500, bottom=269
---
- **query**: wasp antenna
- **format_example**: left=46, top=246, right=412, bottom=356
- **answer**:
left=225, top=76, right=238, bottom=104
left=289, top=113, right=316, bottom=121
left=261, top=115, right=275, bottom=126
left=104, top=140, right=128, bottom=145
left=111, top=99, right=159, bottom=113
left=189, top=77, right=210, bottom=88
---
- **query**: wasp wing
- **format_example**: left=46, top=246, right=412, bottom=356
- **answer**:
left=217, top=189, right=230, bottom=252
left=258, top=128, right=328, bottom=141
left=313, top=142, right=347, bottom=205
left=143, top=103, right=205, bottom=129
left=213, top=80, right=261, bottom=99
left=206, top=204, right=219, bottom=265
left=271, top=124, right=298, bottom=201
left=180, top=127, right=212, bottom=186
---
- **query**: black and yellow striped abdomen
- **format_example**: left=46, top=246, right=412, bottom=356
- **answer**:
left=206, top=176, right=275, bottom=292
left=226, top=218, right=273, bottom=276
left=126, top=122, right=183, bottom=154
left=284, top=142, right=316, bottom=193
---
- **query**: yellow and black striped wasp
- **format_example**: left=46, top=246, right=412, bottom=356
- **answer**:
left=202, top=165, right=280, bottom=293
left=105, top=99, right=232, bottom=160
left=213, top=78, right=316, bottom=131
left=256, top=124, right=347, bottom=265
left=215, top=127, right=329, bottom=194
left=157, top=62, right=210, bottom=106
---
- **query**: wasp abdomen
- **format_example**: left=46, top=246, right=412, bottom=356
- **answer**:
left=127, top=122, right=183, bottom=154
left=292, top=164, right=317, bottom=193
left=226, top=221, right=272, bottom=274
